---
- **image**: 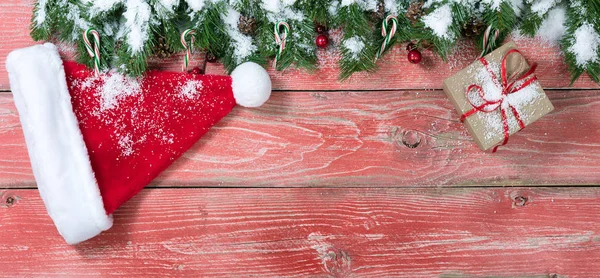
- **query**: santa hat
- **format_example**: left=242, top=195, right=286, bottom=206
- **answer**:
left=6, top=43, right=271, bottom=244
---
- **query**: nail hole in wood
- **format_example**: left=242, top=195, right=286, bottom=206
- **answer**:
left=4, top=196, right=15, bottom=207
left=513, top=196, right=528, bottom=207
left=402, top=130, right=421, bottom=148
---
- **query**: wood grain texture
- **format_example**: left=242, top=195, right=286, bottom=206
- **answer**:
left=1, top=187, right=600, bottom=277
left=1, top=1, right=599, bottom=91
left=1, top=90, right=599, bottom=188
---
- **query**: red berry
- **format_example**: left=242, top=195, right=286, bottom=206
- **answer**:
left=316, top=34, right=329, bottom=48
left=315, top=24, right=327, bottom=34
left=406, top=42, right=415, bottom=51
left=407, top=49, right=422, bottom=64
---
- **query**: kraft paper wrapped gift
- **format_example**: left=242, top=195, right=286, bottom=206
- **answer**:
left=442, top=42, right=554, bottom=151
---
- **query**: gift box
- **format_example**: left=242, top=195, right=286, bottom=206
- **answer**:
left=442, top=41, right=554, bottom=152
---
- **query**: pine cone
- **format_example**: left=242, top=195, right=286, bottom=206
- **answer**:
left=370, top=0, right=386, bottom=21
left=405, top=1, right=425, bottom=25
left=238, top=15, right=257, bottom=36
left=463, top=20, right=486, bottom=38
left=155, top=36, right=174, bottom=59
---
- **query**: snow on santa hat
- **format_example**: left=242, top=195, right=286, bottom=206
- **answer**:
left=6, top=43, right=272, bottom=244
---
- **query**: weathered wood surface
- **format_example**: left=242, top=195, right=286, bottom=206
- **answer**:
left=1, top=187, right=600, bottom=277
left=1, top=90, right=599, bottom=188
left=1, top=1, right=599, bottom=91
left=2, top=2, right=600, bottom=277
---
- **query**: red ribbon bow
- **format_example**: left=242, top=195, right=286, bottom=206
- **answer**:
left=460, top=49, right=538, bottom=152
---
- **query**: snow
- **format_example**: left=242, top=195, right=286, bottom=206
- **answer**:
left=536, top=7, right=566, bottom=45
left=222, top=6, right=257, bottom=64
left=340, top=0, right=377, bottom=11
left=178, top=80, right=204, bottom=99
left=54, top=0, right=91, bottom=38
left=262, top=0, right=283, bottom=13
left=422, top=4, right=454, bottom=40
left=159, top=0, right=179, bottom=12
left=123, top=0, right=152, bottom=54
left=342, top=36, right=365, bottom=60
left=481, top=0, right=524, bottom=14
left=568, top=23, right=600, bottom=67
left=341, top=0, right=357, bottom=6
left=118, top=135, right=134, bottom=156
left=328, top=1, right=340, bottom=15
left=528, top=0, right=559, bottom=16
left=88, top=0, right=124, bottom=17
left=72, top=70, right=142, bottom=112
left=570, top=0, right=587, bottom=17
left=383, top=0, right=398, bottom=13
left=261, top=0, right=303, bottom=23
left=34, top=0, right=49, bottom=26
left=156, top=0, right=180, bottom=17
left=185, top=0, right=207, bottom=12
left=96, top=72, right=142, bottom=111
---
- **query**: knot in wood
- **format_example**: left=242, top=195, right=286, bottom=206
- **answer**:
left=401, top=130, right=422, bottom=148
left=2, top=195, right=15, bottom=207
left=513, top=196, right=528, bottom=207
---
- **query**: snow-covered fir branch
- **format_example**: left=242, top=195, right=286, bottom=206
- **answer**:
left=30, top=0, right=600, bottom=81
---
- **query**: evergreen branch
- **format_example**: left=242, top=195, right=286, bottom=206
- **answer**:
left=337, top=4, right=378, bottom=80
left=26, top=0, right=600, bottom=84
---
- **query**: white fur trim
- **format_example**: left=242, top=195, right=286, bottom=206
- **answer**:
left=6, top=43, right=112, bottom=245
left=230, top=62, right=272, bottom=107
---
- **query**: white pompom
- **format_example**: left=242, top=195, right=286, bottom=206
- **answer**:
left=230, top=62, right=272, bottom=107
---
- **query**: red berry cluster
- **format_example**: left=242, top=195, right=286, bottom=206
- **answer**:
left=315, top=24, right=329, bottom=48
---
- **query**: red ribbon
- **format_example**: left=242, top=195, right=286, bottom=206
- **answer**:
left=460, top=49, right=538, bottom=152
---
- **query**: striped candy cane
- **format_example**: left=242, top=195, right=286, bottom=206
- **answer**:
left=83, top=28, right=101, bottom=76
left=479, top=25, right=499, bottom=58
left=273, top=21, right=290, bottom=69
left=181, top=29, right=197, bottom=71
left=377, top=15, right=398, bottom=59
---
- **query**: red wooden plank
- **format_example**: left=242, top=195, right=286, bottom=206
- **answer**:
left=1, top=187, right=599, bottom=276
left=1, top=90, right=599, bottom=188
left=0, top=2, right=598, bottom=91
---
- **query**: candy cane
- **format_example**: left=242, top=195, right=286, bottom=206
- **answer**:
left=273, top=21, right=290, bottom=69
left=83, top=28, right=101, bottom=76
left=479, top=25, right=499, bottom=58
left=377, top=15, right=398, bottom=59
left=181, top=29, right=197, bottom=71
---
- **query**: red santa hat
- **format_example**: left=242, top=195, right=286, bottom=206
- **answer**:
left=6, top=43, right=272, bottom=244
